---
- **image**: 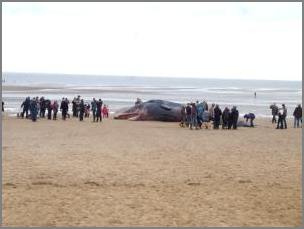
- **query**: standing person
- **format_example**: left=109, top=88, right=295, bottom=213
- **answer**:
left=21, top=97, right=30, bottom=118
left=293, top=104, right=302, bottom=128
left=91, top=98, right=97, bottom=122
left=185, top=103, right=192, bottom=128
left=202, top=100, right=208, bottom=112
left=208, top=103, right=215, bottom=122
left=95, top=99, right=103, bottom=122
left=230, top=106, right=239, bottom=129
left=85, top=104, right=90, bottom=118
left=76, top=95, right=81, bottom=117
left=39, top=97, right=46, bottom=118
left=52, top=100, right=59, bottom=120
left=213, top=104, right=222, bottom=129
left=29, top=98, right=38, bottom=122
left=254, top=92, right=256, bottom=98
left=2, top=101, right=4, bottom=112
left=180, top=105, right=186, bottom=127
left=60, top=98, right=68, bottom=120
left=196, top=101, right=204, bottom=129
left=102, top=104, right=109, bottom=118
left=46, top=99, right=52, bottom=120
left=222, top=107, right=230, bottom=129
left=79, top=99, right=85, bottom=121
left=270, top=103, right=279, bottom=124
left=65, top=98, right=70, bottom=118
left=282, top=104, right=287, bottom=129
left=190, top=102, right=198, bottom=130
left=72, top=97, right=77, bottom=117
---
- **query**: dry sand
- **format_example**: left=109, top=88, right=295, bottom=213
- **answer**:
left=2, top=114, right=302, bottom=227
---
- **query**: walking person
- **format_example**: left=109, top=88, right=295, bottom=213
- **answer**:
left=21, top=97, right=31, bottom=118
left=270, top=103, right=278, bottom=124
left=293, top=104, right=302, bottom=128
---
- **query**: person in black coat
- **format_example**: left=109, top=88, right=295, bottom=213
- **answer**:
left=39, top=97, right=46, bottom=118
left=29, top=99, right=38, bottom=122
left=244, top=113, right=255, bottom=127
left=222, top=107, right=230, bottom=129
left=2, top=101, right=4, bottom=112
left=21, top=97, right=30, bottom=118
left=293, top=104, right=302, bottom=128
left=213, top=104, right=222, bottom=129
left=229, top=106, right=239, bottom=129
left=95, top=99, right=103, bottom=122
left=79, top=99, right=85, bottom=121
left=45, top=99, right=52, bottom=120
left=60, top=99, right=69, bottom=120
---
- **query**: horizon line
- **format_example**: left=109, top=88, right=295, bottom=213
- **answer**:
left=2, top=71, right=302, bottom=82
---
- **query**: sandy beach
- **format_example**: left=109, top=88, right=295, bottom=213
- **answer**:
left=2, top=114, right=302, bottom=227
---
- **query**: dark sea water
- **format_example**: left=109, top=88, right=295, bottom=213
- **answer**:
left=2, top=72, right=302, bottom=117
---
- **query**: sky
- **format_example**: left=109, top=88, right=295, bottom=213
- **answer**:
left=2, top=2, right=302, bottom=81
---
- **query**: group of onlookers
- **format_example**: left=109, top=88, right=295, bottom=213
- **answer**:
left=180, top=101, right=240, bottom=130
left=19, top=96, right=109, bottom=122
left=269, top=103, right=302, bottom=129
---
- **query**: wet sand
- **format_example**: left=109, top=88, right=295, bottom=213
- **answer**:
left=2, top=114, right=302, bottom=227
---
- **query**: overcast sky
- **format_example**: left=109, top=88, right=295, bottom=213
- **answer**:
left=2, top=2, right=302, bottom=80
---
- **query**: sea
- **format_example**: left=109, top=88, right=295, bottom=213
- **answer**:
left=2, top=72, right=302, bottom=117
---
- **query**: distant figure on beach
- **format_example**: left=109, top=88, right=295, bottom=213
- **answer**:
left=52, top=101, right=59, bottom=120
left=60, top=98, right=69, bottom=120
left=254, top=92, right=256, bottom=98
left=229, top=106, right=239, bottom=129
left=91, top=98, right=97, bottom=122
left=2, top=101, right=4, bottom=112
left=270, top=103, right=279, bottom=124
left=46, top=99, right=52, bottom=120
left=72, top=97, right=77, bottom=117
left=213, top=104, right=222, bottom=129
left=277, top=104, right=287, bottom=129
left=21, top=97, right=30, bottom=118
left=244, top=113, right=255, bottom=127
left=79, top=99, right=85, bottom=121
left=29, top=98, right=38, bottom=122
left=293, top=104, right=302, bottom=128
left=180, top=105, right=186, bottom=127
left=222, top=107, right=230, bottom=129
left=95, top=99, right=103, bottom=122
left=135, top=98, right=143, bottom=107
left=190, top=102, right=198, bottom=130
left=102, top=105, right=109, bottom=118
left=39, top=97, right=46, bottom=118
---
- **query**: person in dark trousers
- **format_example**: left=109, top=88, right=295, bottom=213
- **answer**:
left=185, top=103, right=192, bottom=127
left=222, top=107, right=230, bottom=129
left=79, top=99, right=85, bottom=121
left=244, top=113, right=255, bottom=127
left=293, top=104, right=302, bottom=128
left=277, top=104, right=287, bottom=129
left=45, top=99, right=52, bottom=120
left=60, top=98, right=68, bottom=120
left=95, top=99, right=103, bottom=122
left=229, top=106, right=239, bottom=129
left=180, top=105, right=186, bottom=127
left=270, top=103, right=278, bottom=124
left=91, top=98, right=97, bottom=122
left=29, top=98, right=38, bottom=122
left=213, top=104, right=222, bottom=129
left=76, top=95, right=81, bottom=117
left=52, top=101, right=59, bottom=120
left=72, top=97, right=77, bottom=117
left=2, top=101, right=4, bottom=112
left=39, top=97, right=46, bottom=118
left=21, top=97, right=30, bottom=118
left=190, top=102, right=198, bottom=130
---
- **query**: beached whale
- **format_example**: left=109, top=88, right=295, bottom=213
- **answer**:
left=114, top=99, right=183, bottom=121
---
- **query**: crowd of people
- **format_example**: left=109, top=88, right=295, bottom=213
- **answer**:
left=18, top=95, right=109, bottom=122
left=180, top=101, right=241, bottom=130
left=269, top=103, right=302, bottom=129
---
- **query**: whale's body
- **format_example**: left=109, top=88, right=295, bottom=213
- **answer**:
left=114, top=100, right=183, bottom=122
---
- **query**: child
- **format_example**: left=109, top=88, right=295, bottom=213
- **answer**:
left=102, top=105, right=109, bottom=118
